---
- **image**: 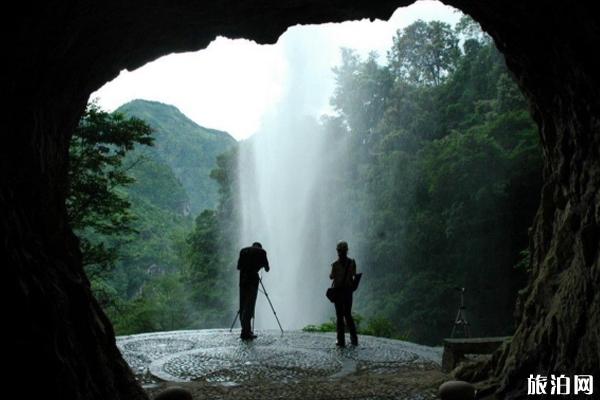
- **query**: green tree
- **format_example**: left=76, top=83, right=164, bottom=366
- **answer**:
left=388, top=20, right=460, bottom=86
left=67, top=103, right=153, bottom=272
left=181, top=148, right=240, bottom=328
left=332, top=49, right=392, bottom=142
left=113, top=272, right=193, bottom=334
left=325, top=18, right=540, bottom=344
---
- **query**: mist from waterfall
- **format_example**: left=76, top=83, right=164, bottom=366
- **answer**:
left=237, top=27, right=361, bottom=330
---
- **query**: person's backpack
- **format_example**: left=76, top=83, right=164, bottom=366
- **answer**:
left=352, top=272, right=363, bottom=291
left=325, top=259, right=363, bottom=302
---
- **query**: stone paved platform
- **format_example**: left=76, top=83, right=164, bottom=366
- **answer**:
left=117, top=329, right=443, bottom=388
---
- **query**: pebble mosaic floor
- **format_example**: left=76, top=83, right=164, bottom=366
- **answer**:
left=117, top=329, right=443, bottom=387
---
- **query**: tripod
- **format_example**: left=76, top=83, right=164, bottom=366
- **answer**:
left=451, top=287, right=471, bottom=338
left=229, top=275, right=284, bottom=334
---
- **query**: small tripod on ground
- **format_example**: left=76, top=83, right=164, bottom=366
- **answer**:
left=451, top=287, right=471, bottom=338
left=229, top=275, right=284, bottom=334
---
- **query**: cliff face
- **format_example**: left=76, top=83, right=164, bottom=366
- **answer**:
left=452, top=2, right=600, bottom=397
left=3, top=1, right=598, bottom=399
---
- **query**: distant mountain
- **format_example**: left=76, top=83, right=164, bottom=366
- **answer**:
left=125, top=153, right=190, bottom=215
left=117, top=99, right=237, bottom=215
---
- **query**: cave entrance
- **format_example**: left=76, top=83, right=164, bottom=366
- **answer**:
left=80, top=0, right=539, bottom=369
left=7, top=1, right=599, bottom=399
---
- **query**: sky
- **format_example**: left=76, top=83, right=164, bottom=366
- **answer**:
left=92, top=0, right=462, bottom=140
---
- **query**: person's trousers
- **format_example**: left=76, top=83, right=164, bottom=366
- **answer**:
left=240, top=281, right=259, bottom=336
left=334, top=289, right=358, bottom=345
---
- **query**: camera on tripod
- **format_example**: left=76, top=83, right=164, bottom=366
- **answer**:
left=451, top=286, right=470, bottom=338
left=230, top=274, right=284, bottom=335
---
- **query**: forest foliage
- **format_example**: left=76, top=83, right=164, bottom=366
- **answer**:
left=321, top=17, right=541, bottom=343
left=68, top=101, right=236, bottom=334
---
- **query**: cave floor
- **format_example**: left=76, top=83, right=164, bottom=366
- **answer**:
left=117, top=329, right=447, bottom=399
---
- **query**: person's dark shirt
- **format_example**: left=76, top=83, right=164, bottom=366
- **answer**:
left=237, top=246, right=269, bottom=285
left=329, top=257, right=356, bottom=289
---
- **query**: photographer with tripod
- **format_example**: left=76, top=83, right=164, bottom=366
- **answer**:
left=237, top=242, right=270, bottom=340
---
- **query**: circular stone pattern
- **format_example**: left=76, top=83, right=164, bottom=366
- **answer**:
left=347, top=344, right=418, bottom=363
left=154, top=346, right=340, bottom=383
left=117, top=329, right=442, bottom=384
left=122, top=338, right=196, bottom=356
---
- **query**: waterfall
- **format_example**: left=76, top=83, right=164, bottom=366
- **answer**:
left=236, top=27, right=357, bottom=330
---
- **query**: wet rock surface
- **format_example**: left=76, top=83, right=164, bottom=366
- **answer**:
left=118, top=329, right=446, bottom=399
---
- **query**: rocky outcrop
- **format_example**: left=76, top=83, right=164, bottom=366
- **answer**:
left=3, top=1, right=599, bottom=400
left=450, top=2, right=600, bottom=397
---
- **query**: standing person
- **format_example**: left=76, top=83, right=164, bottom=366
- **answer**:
left=329, top=241, right=358, bottom=347
left=237, top=242, right=270, bottom=340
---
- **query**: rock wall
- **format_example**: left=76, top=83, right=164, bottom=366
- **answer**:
left=451, top=2, right=600, bottom=397
left=3, top=1, right=599, bottom=399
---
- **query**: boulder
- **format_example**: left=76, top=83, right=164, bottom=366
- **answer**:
left=154, top=386, right=193, bottom=400
left=438, top=380, right=475, bottom=400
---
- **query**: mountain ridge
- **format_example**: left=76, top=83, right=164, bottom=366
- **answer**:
left=117, top=99, right=236, bottom=214
left=118, top=99, right=236, bottom=143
